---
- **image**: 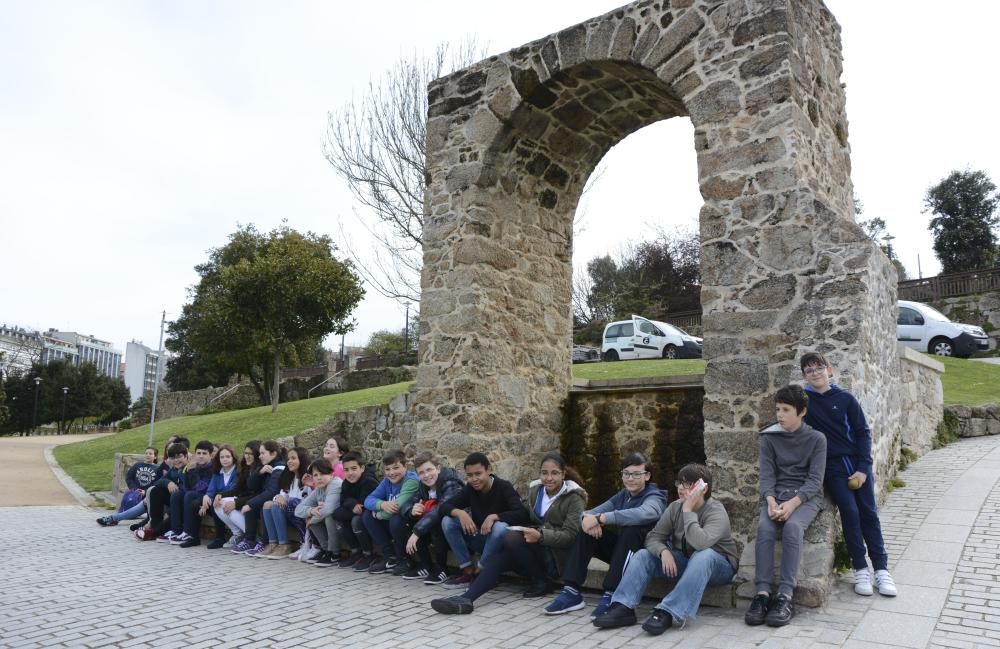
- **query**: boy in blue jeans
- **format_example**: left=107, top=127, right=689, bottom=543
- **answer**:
left=800, top=352, right=897, bottom=598
left=744, top=384, right=826, bottom=627
left=361, top=449, right=419, bottom=574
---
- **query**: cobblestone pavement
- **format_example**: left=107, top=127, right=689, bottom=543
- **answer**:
left=4, top=435, right=999, bottom=649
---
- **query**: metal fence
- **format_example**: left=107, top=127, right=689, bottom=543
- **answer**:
left=897, top=267, right=1000, bottom=302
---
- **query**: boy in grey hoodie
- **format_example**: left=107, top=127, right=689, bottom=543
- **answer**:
left=745, top=384, right=826, bottom=628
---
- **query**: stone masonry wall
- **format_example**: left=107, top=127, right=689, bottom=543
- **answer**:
left=897, top=345, right=945, bottom=456
left=947, top=404, right=1000, bottom=438
left=133, top=384, right=261, bottom=422
left=415, top=0, right=899, bottom=606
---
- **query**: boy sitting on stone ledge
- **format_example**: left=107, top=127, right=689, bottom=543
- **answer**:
left=745, top=384, right=826, bottom=628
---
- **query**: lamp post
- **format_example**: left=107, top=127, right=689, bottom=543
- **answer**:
left=31, top=376, right=42, bottom=436
left=403, top=301, right=410, bottom=353
left=61, top=386, right=69, bottom=435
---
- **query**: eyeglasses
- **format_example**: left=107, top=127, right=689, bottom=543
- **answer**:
left=803, top=367, right=826, bottom=376
left=540, top=470, right=564, bottom=478
left=621, top=471, right=649, bottom=479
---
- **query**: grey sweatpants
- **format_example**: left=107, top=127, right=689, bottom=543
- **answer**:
left=753, top=499, right=821, bottom=597
left=309, top=516, right=340, bottom=552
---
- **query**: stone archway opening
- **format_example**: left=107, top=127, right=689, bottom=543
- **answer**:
left=414, top=0, right=899, bottom=605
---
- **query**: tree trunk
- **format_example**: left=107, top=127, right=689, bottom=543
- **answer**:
left=271, top=348, right=281, bottom=413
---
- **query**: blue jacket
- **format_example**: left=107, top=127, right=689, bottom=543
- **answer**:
left=584, top=482, right=668, bottom=527
left=184, top=462, right=215, bottom=495
left=364, top=470, right=419, bottom=513
left=804, top=384, right=873, bottom=474
left=205, top=467, right=239, bottom=500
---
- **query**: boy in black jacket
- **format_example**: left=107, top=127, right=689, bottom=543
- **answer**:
left=334, top=452, right=379, bottom=570
left=437, top=452, right=531, bottom=589
left=400, top=451, right=464, bottom=583
left=170, top=440, right=215, bottom=547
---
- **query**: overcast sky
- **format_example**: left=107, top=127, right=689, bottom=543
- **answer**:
left=2, top=1, right=998, bottom=358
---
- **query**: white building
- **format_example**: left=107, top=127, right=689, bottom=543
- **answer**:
left=0, top=324, right=42, bottom=378
left=123, top=340, right=165, bottom=402
left=47, top=331, right=122, bottom=379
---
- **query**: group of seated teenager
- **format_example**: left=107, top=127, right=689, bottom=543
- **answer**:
left=96, top=361, right=897, bottom=635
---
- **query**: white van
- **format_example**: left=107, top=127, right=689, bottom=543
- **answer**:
left=601, top=315, right=703, bottom=361
left=897, top=300, right=989, bottom=358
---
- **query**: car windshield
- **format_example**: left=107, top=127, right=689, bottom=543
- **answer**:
left=918, top=304, right=950, bottom=322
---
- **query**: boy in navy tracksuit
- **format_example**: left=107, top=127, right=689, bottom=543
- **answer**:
left=800, top=352, right=897, bottom=598
left=171, top=440, right=216, bottom=547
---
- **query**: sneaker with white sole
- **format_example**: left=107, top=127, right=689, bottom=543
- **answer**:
left=875, top=569, right=897, bottom=597
left=156, top=531, right=176, bottom=543
left=222, top=534, right=242, bottom=549
left=854, top=568, right=873, bottom=596
left=289, top=548, right=302, bottom=560
left=169, top=532, right=190, bottom=545
left=230, top=538, right=253, bottom=555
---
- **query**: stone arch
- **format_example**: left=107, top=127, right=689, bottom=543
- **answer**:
left=414, top=0, right=898, bottom=603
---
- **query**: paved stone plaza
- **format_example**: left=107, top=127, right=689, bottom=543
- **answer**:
left=2, top=434, right=999, bottom=649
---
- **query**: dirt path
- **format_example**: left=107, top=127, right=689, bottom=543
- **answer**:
left=0, top=434, right=109, bottom=506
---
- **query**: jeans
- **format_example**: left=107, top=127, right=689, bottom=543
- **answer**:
left=262, top=504, right=289, bottom=544
left=611, top=548, right=735, bottom=622
left=440, top=515, right=509, bottom=569
left=362, top=514, right=407, bottom=561
left=112, top=501, right=147, bottom=522
left=335, top=514, right=372, bottom=553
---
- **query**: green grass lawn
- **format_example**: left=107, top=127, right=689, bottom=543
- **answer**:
left=53, top=381, right=413, bottom=492
left=934, top=356, right=1000, bottom=406
left=572, top=358, right=705, bottom=380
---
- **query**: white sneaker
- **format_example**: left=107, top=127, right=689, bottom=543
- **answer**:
left=875, top=570, right=897, bottom=597
left=302, top=547, right=321, bottom=562
left=289, top=548, right=302, bottom=560
left=222, top=534, right=242, bottom=549
left=854, top=569, right=873, bottom=596
left=169, top=532, right=190, bottom=545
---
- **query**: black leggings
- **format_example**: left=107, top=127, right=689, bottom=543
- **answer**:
left=465, top=530, right=550, bottom=602
left=562, top=525, right=650, bottom=592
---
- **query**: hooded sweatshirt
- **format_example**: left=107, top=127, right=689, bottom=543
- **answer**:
left=758, top=422, right=827, bottom=505
left=584, top=482, right=667, bottom=527
left=804, top=384, right=873, bottom=475
left=247, top=460, right=286, bottom=510
left=527, top=479, right=588, bottom=568
left=125, top=462, right=160, bottom=491
left=364, top=470, right=420, bottom=520
left=294, top=477, right=343, bottom=522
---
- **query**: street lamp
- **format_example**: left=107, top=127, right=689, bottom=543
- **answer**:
left=61, top=386, right=69, bottom=435
left=31, top=376, right=42, bottom=436
left=403, top=301, right=410, bottom=353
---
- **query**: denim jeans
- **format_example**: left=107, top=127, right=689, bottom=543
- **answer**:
left=262, top=504, right=289, bottom=544
left=112, top=501, right=147, bottom=522
left=440, top=515, right=509, bottom=569
left=611, top=547, right=735, bottom=622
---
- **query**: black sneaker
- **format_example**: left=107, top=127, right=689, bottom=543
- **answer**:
left=179, top=538, right=200, bottom=548
left=128, top=518, right=148, bottom=531
left=315, top=551, right=337, bottom=568
left=206, top=538, right=226, bottom=550
left=431, top=595, right=474, bottom=615
left=352, top=555, right=374, bottom=572
left=402, top=566, right=430, bottom=580
left=593, top=603, right=637, bottom=629
left=385, top=557, right=399, bottom=570
left=392, top=561, right=411, bottom=577
left=423, top=569, right=449, bottom=585
left=765, top=594, right=794, bottom=627
left=368, top=558, right=390, bottom=574
left=96, top=515, right=117, bottom=527
left=340, top=551, right=363, bottom=569
left=522, top=578, right=551, bottom=598
left=744, top=593, right=771, bottom=626
left=641, top=608, right=673, bottom=635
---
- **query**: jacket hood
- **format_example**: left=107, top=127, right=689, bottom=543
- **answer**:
left=759, top=422, right=807, bottom=435
left=529, top=478, right=587, bottom=499
left=437, top=466, right=463, bottom=488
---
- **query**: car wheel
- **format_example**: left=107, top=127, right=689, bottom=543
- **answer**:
left=662, top=344, right=678, bottom=359
left=929, top=337, right=954, bottom=357
left=603, top=349, right=619, bottom=362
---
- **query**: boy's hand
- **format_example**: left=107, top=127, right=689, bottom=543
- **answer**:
left=582, top=514, right=602, bottom=538
left=767, top=498, right=782, bottom=521
left=412, top=502, right=425, bottom=517
left=274, top=495, right=286, bottom=507
left=202, top=495, right=212, bottom=510
left=406, top=533, right=419, bottom=555
left=138, top=489, right=145, bottom=497
left=352, top=503, right=363, bottom=515
left=261, top=465, right=273, bottom=475
left=522, top=527, right=541, bottom=544
left=455, top=510, right=476, bottom=535
left=380, top=500, right=400, bottom=514
left=241, top=505, right=250, bottom=514
left=311, top=506, right=321, bottom=517
left=480, top=513, right=499, bottom=535
left=660, top=549, right=678, bottom=577
left=167, top=482, right=178, bottom=494
left=849, top=472, right=867, bottom=488
left=777, top=496, right=801, bottom=522
left=682, top=489, right=705, bottom=513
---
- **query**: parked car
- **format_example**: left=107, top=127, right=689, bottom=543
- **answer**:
left=897, top=300, right=989, bottom=358
left=601, top=315, right=703, bottom=361
left=572, top=345, right=601, bottom=363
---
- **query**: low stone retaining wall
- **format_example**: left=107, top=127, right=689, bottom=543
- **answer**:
left=897, top=346, right=945, bottom=455
left=947, top=403, right=1000, bottom=438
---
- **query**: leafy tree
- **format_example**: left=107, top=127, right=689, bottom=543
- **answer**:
left=175, top=224, right=364, bottom=413
left=364, top=330, right=407, bottom=357
left=924, top=170, right=1000, bottom=273
left=323, top=42, right=483, bottom=304
left=573, top=229, right=700, bottom=327
left=164, top=307, right=238, bottom=391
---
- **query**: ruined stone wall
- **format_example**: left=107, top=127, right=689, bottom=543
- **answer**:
left=947, top=404, right=1000, bottom=438
left=897, top=345, right=944, bottom=456
left=133, top=384, right=261, bottom=422
left=294, top=392, right=414, bottom=468
left=415, top=0, right=899, bottom=605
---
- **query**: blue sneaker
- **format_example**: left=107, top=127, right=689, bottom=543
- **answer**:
left=230, top=538, right=253, bottom=555
left=544, top=587, right=585, bottom=615
left=591, top=592, right=613, bottom=619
